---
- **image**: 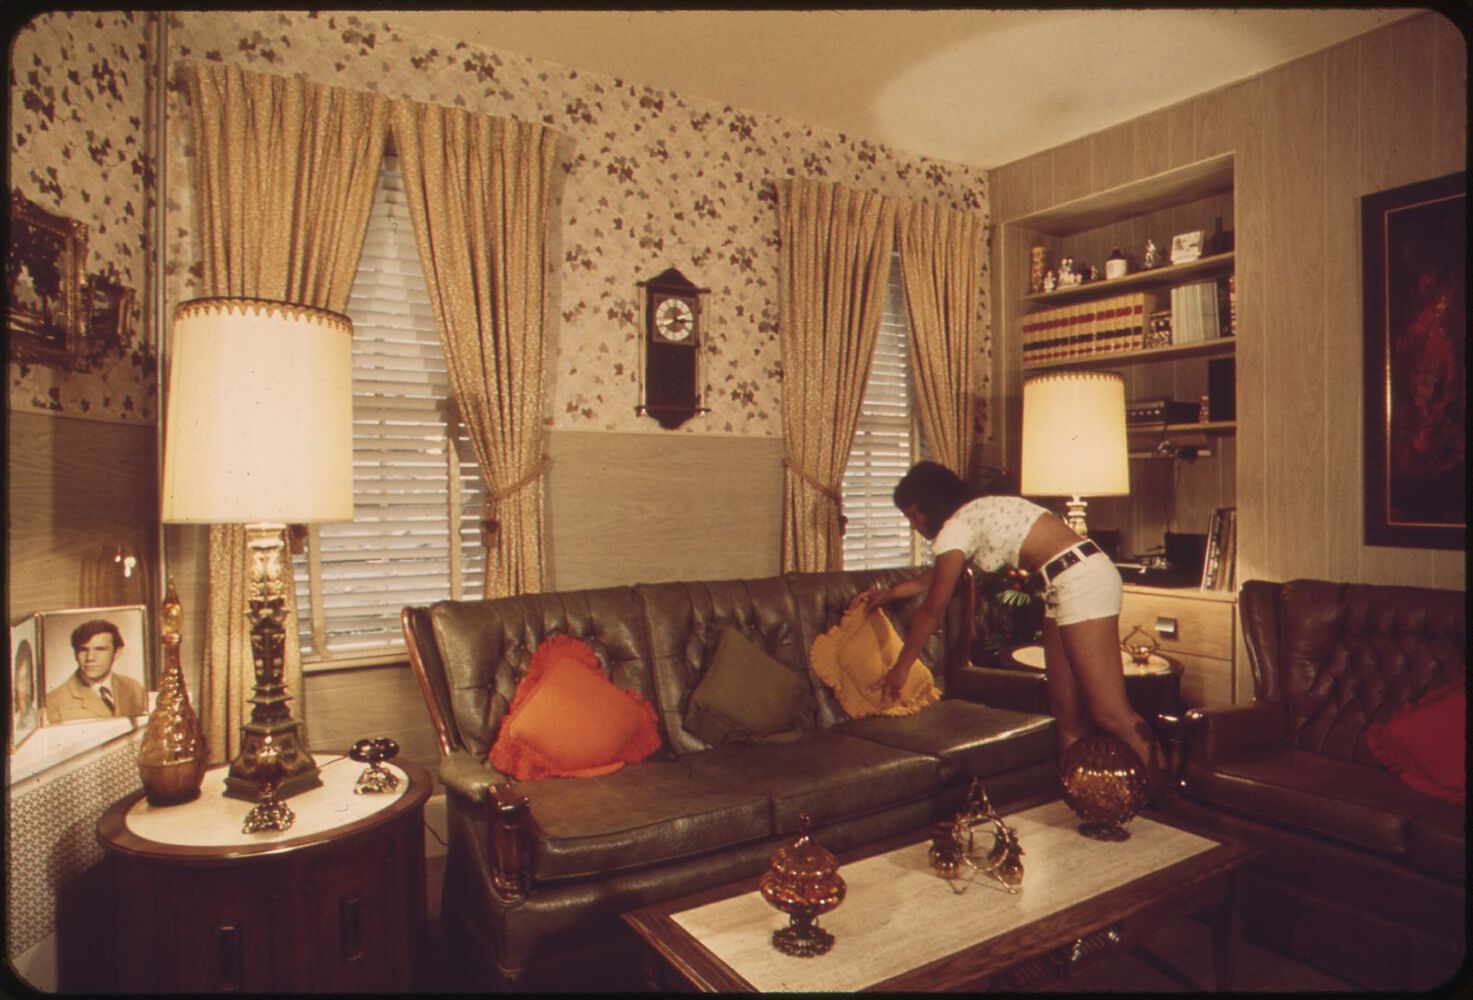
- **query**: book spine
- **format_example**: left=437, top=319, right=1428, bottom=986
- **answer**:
left=1200, top=508, right=1223, bottom=590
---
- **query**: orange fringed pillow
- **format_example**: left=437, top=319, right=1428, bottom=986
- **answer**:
left=488, top=635, right=662, bottom=780
left=809, top=605, right=940, bottom=719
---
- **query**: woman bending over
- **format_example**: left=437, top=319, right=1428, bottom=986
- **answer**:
left=851, top=461, right=1165, bottom=788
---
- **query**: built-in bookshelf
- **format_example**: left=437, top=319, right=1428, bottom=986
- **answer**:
left=1001, top=152, right=1238, bottom=586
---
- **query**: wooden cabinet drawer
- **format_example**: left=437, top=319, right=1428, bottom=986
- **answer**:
left=1120, top=589, right=1235, bottom=661
left=1170, top=649, right=1233, bottom=708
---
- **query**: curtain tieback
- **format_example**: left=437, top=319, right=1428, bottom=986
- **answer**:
left=783, top=455, right=842, bottom=505
left=480, top=456, right=548, bottom=546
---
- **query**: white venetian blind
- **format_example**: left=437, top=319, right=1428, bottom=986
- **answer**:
left=293, top=155, right=487, bottom=662
left=842, top=253, right=921, bottom=569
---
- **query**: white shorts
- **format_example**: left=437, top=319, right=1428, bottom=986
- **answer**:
left=1041, top=549, right=1122, bottom=625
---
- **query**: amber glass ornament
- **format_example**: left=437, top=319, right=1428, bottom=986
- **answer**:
left=1060, top=735, right=1148, bottom=841
left=137, top=579, right=208, bottom=805
left=759, top=813, right=845, bottom=957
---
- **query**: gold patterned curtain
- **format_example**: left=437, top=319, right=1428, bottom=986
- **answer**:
left=185, top=63, right=389, bottom=763
left=389, top=101, right=561, bottom=598
left=777, top=177, right=901, bottom=572
left=898, top=200, right=986, bottom=476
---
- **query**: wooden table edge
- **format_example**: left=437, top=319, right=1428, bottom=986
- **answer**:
left=96, top=753, right=432, bottom=862
left=621, top=795, right=1261, bottom=993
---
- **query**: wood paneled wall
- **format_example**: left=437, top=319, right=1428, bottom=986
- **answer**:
left=989, top=12, right=1466, bottom=614
left=546, top=429, right=785, bottom=590
left=7, top=412, right=158, bottom=630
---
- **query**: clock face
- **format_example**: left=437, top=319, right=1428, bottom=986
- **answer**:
left=654, top=296, right=696, bottom=343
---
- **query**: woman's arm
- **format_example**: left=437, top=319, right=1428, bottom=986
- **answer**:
left=849, top=566, right=935, bottom=614
left=872, top=549, right=966, bottom=702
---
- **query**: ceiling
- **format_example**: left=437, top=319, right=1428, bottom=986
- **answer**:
left=375, top=8, right=1419, bottom=168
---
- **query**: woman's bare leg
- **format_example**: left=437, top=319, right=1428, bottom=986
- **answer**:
left=1041, top=618, right=1093, bottom=762
left=1054, top=615, right=1162, bottom=770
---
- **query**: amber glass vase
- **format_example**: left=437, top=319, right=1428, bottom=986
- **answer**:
left=137, top=579, right=208, bottom=805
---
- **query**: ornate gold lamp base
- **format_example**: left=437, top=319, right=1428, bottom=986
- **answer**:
left=224, top=524, right=322, bottom=803
left=225, top=722, right=321, bottom=801
left=241, top=736, right=296, bottom=833
left=1061, top=736, right=1149, bottom=841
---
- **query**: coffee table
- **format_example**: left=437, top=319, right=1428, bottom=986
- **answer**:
left=622, top=797, right=1258, bottom=992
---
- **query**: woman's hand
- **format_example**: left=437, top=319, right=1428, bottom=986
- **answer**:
left=870, top=662, right=908, bottom=703
left=849, top=587, right=889, bottom=614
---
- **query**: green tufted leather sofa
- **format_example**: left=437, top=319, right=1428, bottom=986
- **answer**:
left=403, top=567, right=1059, bottom=989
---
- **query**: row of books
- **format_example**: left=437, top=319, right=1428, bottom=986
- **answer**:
left=1020, top=292, right=1165, bottom=363
left=1200, top=507, right=1237, bottom=591
left=1170, top=280, right=1225, bottom=344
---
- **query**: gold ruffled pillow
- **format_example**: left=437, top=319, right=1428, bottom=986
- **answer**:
left=809, top=605, right=940, bottom=718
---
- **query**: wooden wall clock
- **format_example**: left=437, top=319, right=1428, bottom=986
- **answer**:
left=636, top=267, right=710, bottom=429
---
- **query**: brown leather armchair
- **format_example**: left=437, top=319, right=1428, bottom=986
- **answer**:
left=1166, top=578, right=1465, bottom=991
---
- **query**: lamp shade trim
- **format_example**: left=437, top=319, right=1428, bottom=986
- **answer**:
left=173, top=296, right=353, bottom=336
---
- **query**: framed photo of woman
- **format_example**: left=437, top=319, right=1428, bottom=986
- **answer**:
left=10, top=617, right=43, bottom=750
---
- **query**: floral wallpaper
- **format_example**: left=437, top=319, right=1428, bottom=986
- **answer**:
left=7, top=11, right=157, bottom=424
left=163, top=10, right=993, bottom=439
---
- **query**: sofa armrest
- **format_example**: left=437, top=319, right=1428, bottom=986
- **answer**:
left=950, top=663, right=1052, bottom=715
left=438, top=751, right=532, bottom=902
left=439, top=748, right=504, bottom=803
left=1177, top=701, right=1289, bottom=767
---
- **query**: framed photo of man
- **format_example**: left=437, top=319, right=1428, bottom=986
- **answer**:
left=39, top=605, right=150, bottom=725
left=9, top=616, right=42, bottom=750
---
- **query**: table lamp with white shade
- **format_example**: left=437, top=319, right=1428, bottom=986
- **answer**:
left=161, top=297, right=354, bottom=810
left=1020, top=371, right=1130, bottom=538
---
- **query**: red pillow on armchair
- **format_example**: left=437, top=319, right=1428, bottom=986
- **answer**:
left=1364, top=680, right=1465, bottom=804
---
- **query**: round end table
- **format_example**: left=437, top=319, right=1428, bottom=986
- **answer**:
left=1004, top=644, right=1184, bottom=720
left=96, top=752, right=430, bottom=993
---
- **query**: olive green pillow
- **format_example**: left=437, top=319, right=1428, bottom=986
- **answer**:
left=683, top=627, right=809, bottom=746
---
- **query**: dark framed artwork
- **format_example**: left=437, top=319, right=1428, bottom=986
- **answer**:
left=1361, top=172, right=1466, bottom=549
left=7, top=190, right=90, bottom=369
left=84, top=275, right=136, bottom=357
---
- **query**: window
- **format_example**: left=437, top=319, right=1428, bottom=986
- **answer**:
left=292, top=155, right=487, bottom=665
left=841, top=254, right=923, bottom=569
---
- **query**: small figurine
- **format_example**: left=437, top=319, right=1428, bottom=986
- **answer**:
left=1042, top=270, right=1057, bottom=293
left=1087, top=265, right=1102, bottom=283
left=1143, top=239, right=1160, bottom=269
left=1058, top=257, right=1075, bottom=286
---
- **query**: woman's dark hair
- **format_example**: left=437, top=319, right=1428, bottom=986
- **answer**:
left=893, top=461, right=981, bottom=530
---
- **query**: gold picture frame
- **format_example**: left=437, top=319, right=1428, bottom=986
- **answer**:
left=8, top=190, right=89, bottom=369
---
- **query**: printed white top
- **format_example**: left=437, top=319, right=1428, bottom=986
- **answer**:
left=931, top=495, right=1051, bottom=572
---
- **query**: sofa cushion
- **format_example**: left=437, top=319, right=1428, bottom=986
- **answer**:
left=809, top=605, right=940, bottom=718
left=637, top=578, right=814, bottom=756
left=1365, top=680, right=1465, bottom=803
left=1404, top=801, right=1467, bottom=882
left=836, top=699, right=1056, bottom=783
left=489, top=635, right=662, bottom=780
left=682, top=729, right=943, bottom=833
left=683, top=626, right=810, bottom=746
left=1183, top=747, right=1441, bottom=855
left=508, top=760, right=773, bottom=883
